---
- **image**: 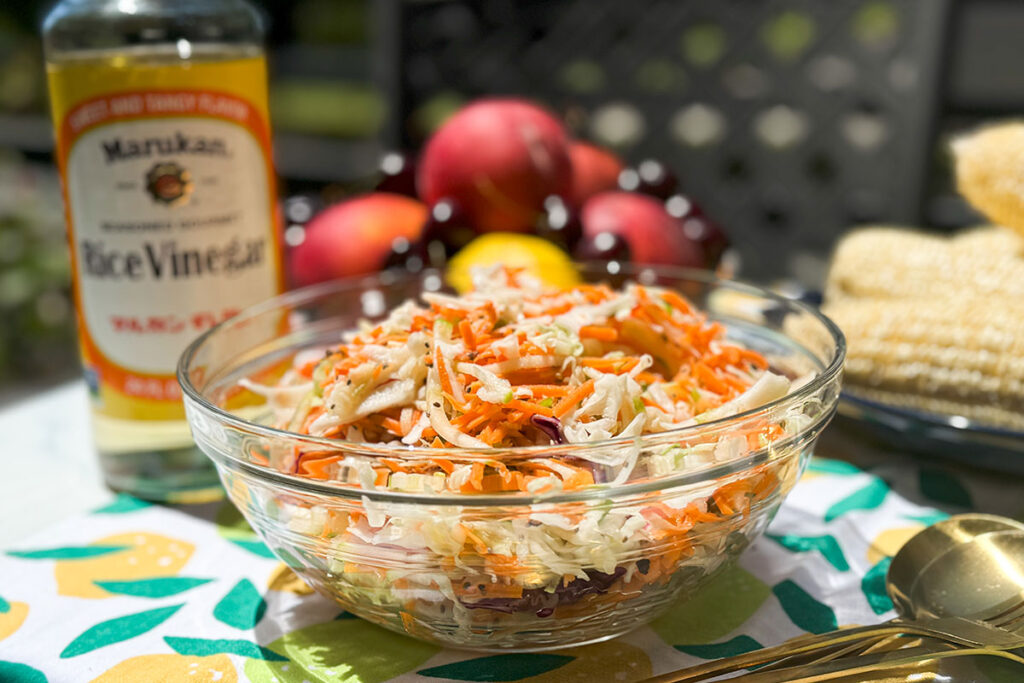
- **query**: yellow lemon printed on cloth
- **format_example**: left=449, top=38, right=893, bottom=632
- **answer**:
left=0, top=601, right=28, bottom=641
left=800, top=469, right=820, bottom=483
left=266, top=563, right=315, bottom=595
left=867, top=526, right=923, bottom=565
left=56, top=533, right=194, bottom=599
left=92, top=653, right=236, bottom=683
left=513, top=641, right=652, bottom=682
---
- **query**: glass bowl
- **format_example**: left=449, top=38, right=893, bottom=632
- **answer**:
left=178, top=264, right=844, bottom=651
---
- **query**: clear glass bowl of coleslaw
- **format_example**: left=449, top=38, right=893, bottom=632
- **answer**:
left=178, top=264, right=844, bottom=651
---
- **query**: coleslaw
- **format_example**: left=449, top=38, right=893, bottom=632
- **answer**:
left=236, top=266, right=810, bottom=642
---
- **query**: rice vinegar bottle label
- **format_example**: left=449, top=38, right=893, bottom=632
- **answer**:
left=49, top=59, right=283, bottom=421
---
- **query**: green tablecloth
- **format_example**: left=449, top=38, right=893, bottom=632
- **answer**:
left=0, top=454, right=992, bottom=682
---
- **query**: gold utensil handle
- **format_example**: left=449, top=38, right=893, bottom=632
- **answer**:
left=729, top=645, right=1024, bottom=683
left=643, top=622, right=945, bottom=683
left=753, top=631, right=929, bottom=674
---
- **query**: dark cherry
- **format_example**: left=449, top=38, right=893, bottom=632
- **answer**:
left=375, top=151, right=419, bottom=197
left=665, top=194, right=729, bottom=268
left=682, top=214, right=730, bottom=269
left=573, top=231, right=632, bottom=263
left=421, top=198, right=476, bottom=262
left=664, top=193, right=702, bottom=220
left=535, top=196, right=583, bottom=251
left=383, top=236, right=429, bottom=272
left=283, top=194, right=321, bottom=225
left=618, top=159, right=678, bottom=199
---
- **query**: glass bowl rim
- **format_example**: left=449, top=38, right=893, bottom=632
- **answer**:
left=178, top=264, right=845, bottom=501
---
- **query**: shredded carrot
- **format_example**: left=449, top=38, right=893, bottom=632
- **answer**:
left=436, top=354, right=455, bottom=398
left=459, top=523, right=489, bottom=554
left=661, top=290, right=695, bottom=315
left=579, top=325, right=619, bottom=342
left=381, top=417, right=405, bottom=436
left=432, top=458, right=455, bottom=474
left=554, top=379, right=596, bottom=418
left=380, top=458, right=410, bottom=473
left=469, top=462, right=485, bottom=491
left=400, top=611, right=416, bottom=633
left=505, top=398, right=554, bottom=418
left=485, top=554, right=522, bottom=575
left=459, top=319, right=478, bottom=350
left=694, top=362, right=729, bottom=395
left=502, top=367, right=561, bottom=385
left=298, top=455, right=343, bottom=479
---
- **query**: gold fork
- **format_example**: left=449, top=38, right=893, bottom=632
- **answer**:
left=642, top=610, right=1024, bottom=682
left=729, top=645, right=1024, bottom=683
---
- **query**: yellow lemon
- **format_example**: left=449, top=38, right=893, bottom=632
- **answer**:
left=0, top=601, right=28, bottom=641
left=93, top=654, right=236, bottom=683
left=447, top=233, right=580, bottom=293
left=266, top=563, right=314, bottom=595
left=867, top=526, right=923, bottom=565
left=953, top=122, right=1024, bottom=236
left=55, top=532, right=194, bottom=599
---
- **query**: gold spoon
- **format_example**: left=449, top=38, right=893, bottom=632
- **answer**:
left=643, top=513, right=1024, bottom=682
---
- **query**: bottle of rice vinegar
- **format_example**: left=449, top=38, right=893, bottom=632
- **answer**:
left=43, top=0, right=284, bottom=501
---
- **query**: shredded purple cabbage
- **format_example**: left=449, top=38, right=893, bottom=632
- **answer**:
left=461, top=567, right=626, bottom=617
left=565, top=456, right=607, bottom=484
left=530, top=414, right=565, bottom=444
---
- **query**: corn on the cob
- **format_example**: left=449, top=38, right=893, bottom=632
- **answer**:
left=825, top=225, right=1024, bottom=302
left=954, top=122, right=1024, bottom=237
left=824, top=297, right=1024, bottom=431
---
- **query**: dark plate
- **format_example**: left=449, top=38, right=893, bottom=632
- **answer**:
left=837, top=393, right=1024, bottom=475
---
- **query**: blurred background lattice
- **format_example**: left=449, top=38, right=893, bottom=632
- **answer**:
left=2, top=0, right=1024, bottom=396
left=382, top=0, right=951, bottom=282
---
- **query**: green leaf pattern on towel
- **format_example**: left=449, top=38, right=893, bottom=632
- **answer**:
left=7, top=545, right=130, bottom=560
left=768, top=534, right=850, bottom=571
left=0, top=661, right=48, bottom=683
left=862, top=557, right=894, bottom=615
left=824, top=478, right=889, bottom=522
left=164, top=636, right=287, bottom=661
left=213, top=579, right=266, bottom=629
left=675, top=635, right=763, bottom=659
left=93, top=495, right=152, bottom=514
left=93, top=577, right=212, bottom=598
left=61, top=604, right=183, bottom=658
left=806, top=459, right=861, bottom=476
left=773, top=580, right=838, bottom=634
left=419, top=654, right=575, bottom=681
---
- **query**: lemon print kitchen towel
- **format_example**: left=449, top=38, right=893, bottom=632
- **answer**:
left=0, top=458, right=1001, bottom=682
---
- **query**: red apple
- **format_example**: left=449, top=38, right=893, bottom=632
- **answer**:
left=289, top=193, right=428, bottom=286
left=417, top=98, right=573, bottom=233
left=580, top=191, right=703, bottom=267
left=568, top=142, right=624, bottom=205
